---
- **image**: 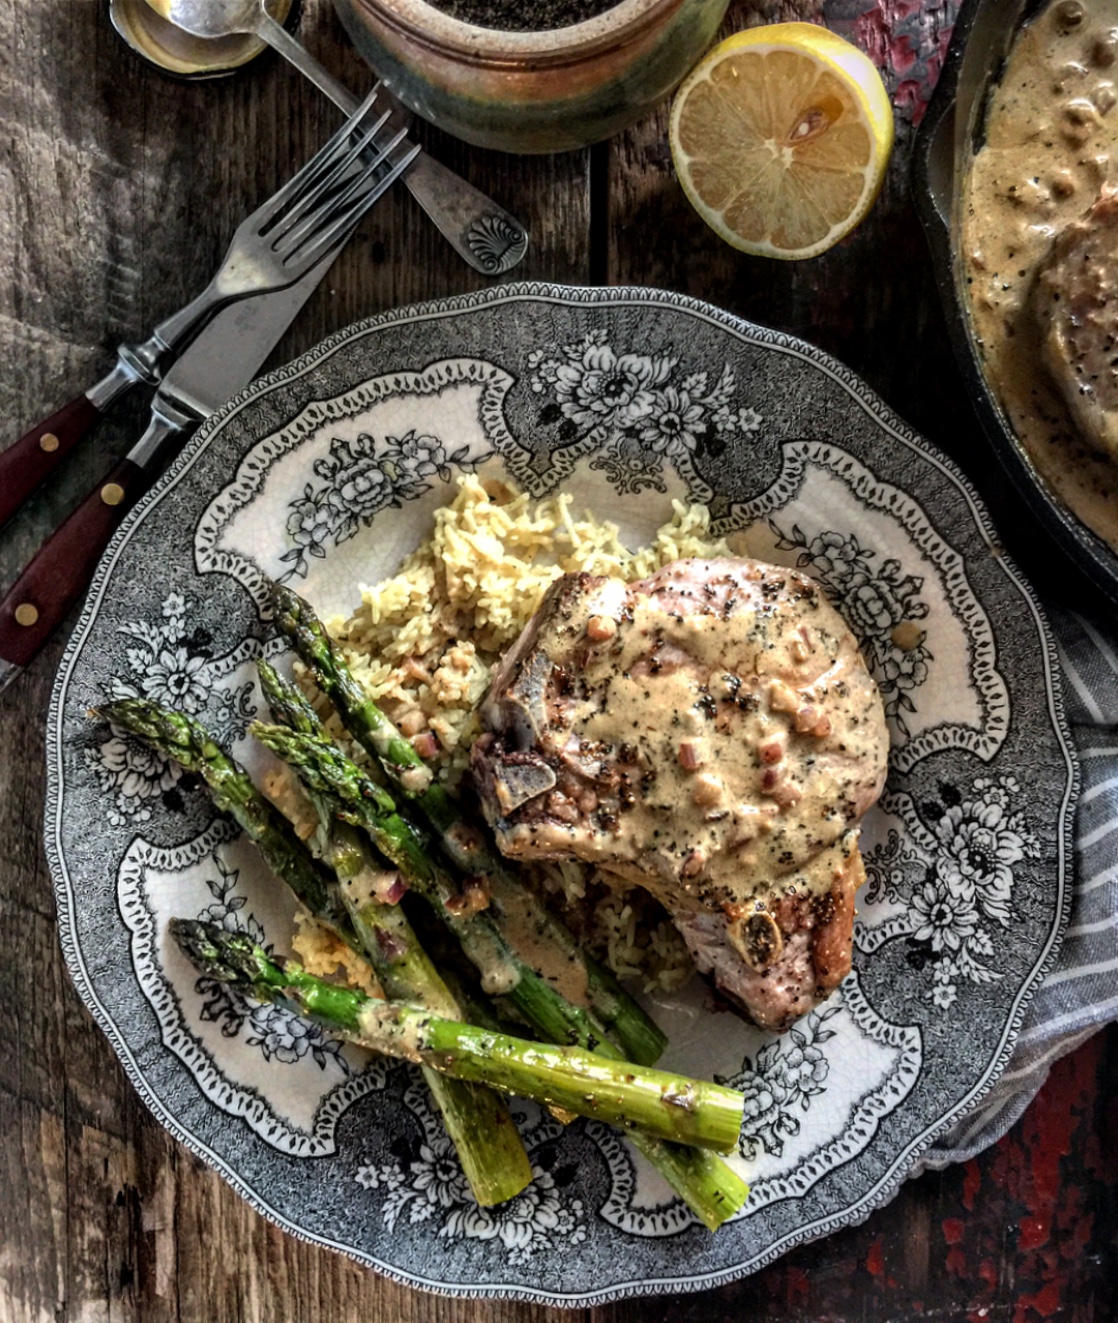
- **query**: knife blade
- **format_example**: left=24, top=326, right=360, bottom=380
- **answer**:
left=0, top=249, right=339, bottom=692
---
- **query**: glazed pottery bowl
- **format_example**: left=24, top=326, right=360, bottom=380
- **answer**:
left=332, top=0, right=730, bottom=152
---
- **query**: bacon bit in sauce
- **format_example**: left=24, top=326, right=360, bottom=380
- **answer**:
left=375, top=927, right=406, bottom=959
left=377, top=872, right=409, bottom=905
left=677, top=739, right=703, bottom=769
left=444, top=875, right=491, bottom=917
left=794, top=705, right=833, bottom=738
left=681, top=848, right=705, bottom=877
left=793, top=705, right=819, bottom=733
left=586, top=615, right=618, bottom=642
left=410, top=730, right=440, bottom=759
left=759, top=737, right=785, bottom=765
left=760, top=768, right=803, bottom=808
left=773, top=780, right=804, bottom=809
left=692, top=771, right=724, bottom=806
left=768, top=680, right=800, bottom=714
left=398, top=709, right=426, bottom=737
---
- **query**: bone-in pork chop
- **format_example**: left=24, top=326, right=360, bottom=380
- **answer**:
left=471, top=558, right=889, bottom=1032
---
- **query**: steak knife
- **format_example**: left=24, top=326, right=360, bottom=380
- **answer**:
left=0, top=252, right=337, bottom=692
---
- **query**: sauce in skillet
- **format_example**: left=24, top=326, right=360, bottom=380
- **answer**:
left=964, top=0, right=1118, bottom=549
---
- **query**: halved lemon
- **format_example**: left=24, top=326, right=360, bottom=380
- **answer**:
left=669, top=24, right=895, bottom=260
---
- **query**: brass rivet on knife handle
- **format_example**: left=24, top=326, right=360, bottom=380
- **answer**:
left=0, top=395, right=102, bottom=534
left=0, top=457, right=147, bottom=671
left=100, top=482, right=126, bottom=506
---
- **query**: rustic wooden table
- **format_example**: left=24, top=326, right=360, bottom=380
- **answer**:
left=2, top=0, right=1115, bottom=1318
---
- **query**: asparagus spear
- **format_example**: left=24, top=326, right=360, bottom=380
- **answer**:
left=251, top=720, right=617, bottom=1053
left=102, top=696, right=532, bottom=1207
left=269, top=581, right=666, bottom=1066
left=171, top=920, right=745, bottom=1153
left=318, top=810, right=533, bottom=1205
left=102, top=697, right=352, bottom=936
left=258, top=661, right=517, bottom=1029
left=251, top=712, right=750, bottom=1228
left=258, top=660, right=513, bottom=1038
left=256, top=656, right=323, bottom=738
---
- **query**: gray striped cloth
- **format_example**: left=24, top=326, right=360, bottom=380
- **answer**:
left=922, top=606, right=1118, bottom=1166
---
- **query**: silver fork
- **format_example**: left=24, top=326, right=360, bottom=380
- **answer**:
left=0, top=85, right=419, bottom=531
left=106, top=85, right=417, bottom=398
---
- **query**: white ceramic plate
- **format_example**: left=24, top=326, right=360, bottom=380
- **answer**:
left=45, top=284, right=1075, bottom=1303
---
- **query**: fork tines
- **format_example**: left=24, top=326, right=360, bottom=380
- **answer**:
left=261, top=88, right=421, bottom=268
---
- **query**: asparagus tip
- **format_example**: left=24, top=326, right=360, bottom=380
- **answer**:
left=170, top=917, right=278, bottom=993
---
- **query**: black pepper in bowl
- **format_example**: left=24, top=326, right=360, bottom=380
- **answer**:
left=427, top=0, right=621, bottom=30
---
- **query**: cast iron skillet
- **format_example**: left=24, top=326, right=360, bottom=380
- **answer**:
left=912, top=0, right=1118, bottom=608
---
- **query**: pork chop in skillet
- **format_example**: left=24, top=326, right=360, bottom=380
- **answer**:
left=471, top=558, right=889, bottom=1032
left=1035, top=188, right=1118, bottom=462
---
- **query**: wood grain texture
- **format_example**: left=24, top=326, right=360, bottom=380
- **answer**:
left=1, top=0, right=1115, bottom=1318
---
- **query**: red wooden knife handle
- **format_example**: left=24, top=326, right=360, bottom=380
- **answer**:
left=0, top=458, right=148, bottom=668
left=0, top=394, right=102, bottom=529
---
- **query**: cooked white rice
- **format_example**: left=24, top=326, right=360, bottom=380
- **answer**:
left=291, top=912, right=383, bottom=999
left=306, top=475, right=732, bottom=994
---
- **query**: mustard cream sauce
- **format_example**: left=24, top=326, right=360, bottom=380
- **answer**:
left=488, top=561, right=888, bottom=910
left=963, top=0, right=1118, bottom=549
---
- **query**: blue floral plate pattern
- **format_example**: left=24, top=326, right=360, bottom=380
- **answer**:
left=45, top=285, right=1076, bottom=1303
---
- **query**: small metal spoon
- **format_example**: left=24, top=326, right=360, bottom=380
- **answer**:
left=142, top=0, right=529, bottom=275
left=110, top=0, right=296, bottom=78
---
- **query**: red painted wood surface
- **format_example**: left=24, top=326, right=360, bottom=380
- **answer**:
left=686, top=1031, right=1118, bottom=1322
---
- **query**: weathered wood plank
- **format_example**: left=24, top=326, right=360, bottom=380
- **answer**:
left=0, top=624, right=71, bottom=1323
left=0, top=1102, right=67, bottom=1323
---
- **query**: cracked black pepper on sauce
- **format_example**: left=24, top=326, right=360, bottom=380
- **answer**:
left=964, top=0, right=1118, bottom=550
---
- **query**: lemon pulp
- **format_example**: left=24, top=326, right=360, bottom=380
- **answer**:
left=670, top=24, right=895, bottom=260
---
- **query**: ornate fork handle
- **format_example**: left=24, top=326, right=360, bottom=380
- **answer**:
left=402, top=151, right=529, bottom=275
